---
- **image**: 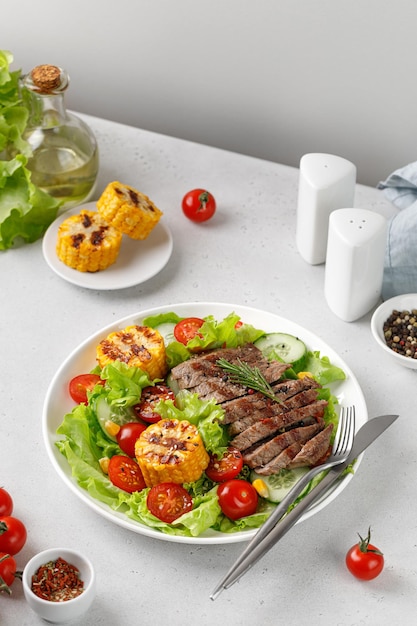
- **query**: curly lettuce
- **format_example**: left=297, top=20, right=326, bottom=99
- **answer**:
left=0, top=50, right=60, bottom=250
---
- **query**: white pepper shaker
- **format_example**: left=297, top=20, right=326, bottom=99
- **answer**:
left=324, top=208, right=387, bottom=322
left=296, top=153, right=356, bottom=265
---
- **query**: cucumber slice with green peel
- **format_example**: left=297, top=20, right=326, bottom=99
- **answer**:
left=166, top=372, right=180, bottom=395
left=251, top=467, right=310, bottom=503
left=95, top=396, right=136, bottom=442
left=154, top=322, right=176, bottom=345
left=254, top=332, right=307, bottom=369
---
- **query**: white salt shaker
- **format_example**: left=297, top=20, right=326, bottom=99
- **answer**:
left=296, top=153, right=356, bottom=265
left=324, top=208, right=387, bottom=322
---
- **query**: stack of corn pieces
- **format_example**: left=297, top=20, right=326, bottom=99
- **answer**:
left=96, top=323, right=210, bottom=487
left=56, top=181, right=163, bottom=272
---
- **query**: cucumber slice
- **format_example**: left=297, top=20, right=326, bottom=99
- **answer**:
left=166, top=372, right=180, bottom=395
left=251, top=467, right=310, bottom=503
left=255, top=332, right=307, bottom=369
left=95, top=396, right=135, bottom=441
left=154, top=322, right=176, bottom=345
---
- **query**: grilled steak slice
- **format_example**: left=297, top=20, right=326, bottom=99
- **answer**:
left=170, top=343, right=290, bottom=403
left=243, top=423, right=322, bottom=468
left=226, top=388, right=321, bottom=436
left=253, top=441, right=306, bottom=475
left=230, top=400, right=328, bottom=451
left=222, top=377, right=320, bottom=426
left=287, top=424, right=334, bottom=468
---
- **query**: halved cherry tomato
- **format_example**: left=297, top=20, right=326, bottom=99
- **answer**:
left=205, top=447, right=243, bottom=483
left=217, top=479, right=258, bottom=520
left=147, top=483, right=193, bottom=523
left=69, top=374, right=104, bottom=404
left=0, top=553, right=18, bottom=594
left=0, top=489, right=13, bottom=517
left=108, top=455, right=146, bottom=494
left=345, top=528, right=384, bottom=580
left=0, top=516, right=27, bottom=555
left=182, top=189, right=216, bottom=222
left=174, top=317, right=205, bottom=345
left=133, top=384, right=176, bottom=424
left=116, top=422, right=147, bottom=457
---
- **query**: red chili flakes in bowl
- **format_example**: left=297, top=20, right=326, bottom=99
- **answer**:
left=31, top=557, right=84, bottom=602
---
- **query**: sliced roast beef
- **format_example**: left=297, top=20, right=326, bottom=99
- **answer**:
left=287, top=424, right=334, bottom=468
left=243, top=422, right=322, bottom=468
left=230, top=399, right=328, bottom=451
left=221, top=377, right=320, bottom=426
left=253, top=441, right=306, bottom=475
left=170, top=343, right=290, bottom=403
left=226, top=388, right=321, bottom=436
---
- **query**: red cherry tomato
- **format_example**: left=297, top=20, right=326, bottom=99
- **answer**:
left=173, top=317, right=205, bottom=345
left=182, top=189, right=216, bottom=222
left=0, top=553, right=18, bottom=593
left=69, top=374, right=104, bottom=404
left=0, top=516, right=27, bottom=555
left=108, top=455, right=146, bottom=494
left=217, top=479, right=258, bottom=520
left=0, top=489, right=13, bottom=517
left=116, top=422, right=147, bottom=457
left=205, top=447, right=243, bottom=483
left=133, top=384, right=176, bottom=424
left=147, top=482, right=193, bottom=523
left=345, top=528, right=384, bottom=580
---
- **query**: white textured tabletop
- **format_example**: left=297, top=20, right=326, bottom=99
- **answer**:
left=1, top=114, right=415, bottom=625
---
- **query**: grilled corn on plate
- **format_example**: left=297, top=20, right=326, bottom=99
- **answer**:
left=97, top=181, right=163, bottom=240
left=56, top=209, right=122, bottom=272
left=96, top=324, right=167, bottom=379
left=135, top=418, right=210, bottom=487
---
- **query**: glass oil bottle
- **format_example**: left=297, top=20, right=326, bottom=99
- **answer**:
left=19, top=64, right=99, bottom=209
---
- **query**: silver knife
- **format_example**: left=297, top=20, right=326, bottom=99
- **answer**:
left=210, top=413, right=399, bottom=600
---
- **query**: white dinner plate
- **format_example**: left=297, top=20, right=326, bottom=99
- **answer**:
left=42, top=202, right=173, bottom=290
left=42, top=302, right=367, bottom=544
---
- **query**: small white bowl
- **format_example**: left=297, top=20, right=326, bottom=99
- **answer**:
left=22, top=548, right=96, bottom=623
left=371, top=293, right=417, bottom=370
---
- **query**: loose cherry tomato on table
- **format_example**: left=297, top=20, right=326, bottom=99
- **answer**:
left=0, top=553, right=19, bottom=595
left=133, top=384, right=176, bottom=424
left=182, top=189, right=216, bottom=222
left=0, top=489, right=13, bottom=517
left=108, top=455, right=146, bottom=494
left=205, top=447, right=243, bottom=483
left=217, top=479, right=258, bottom=520
left=116, top=422, right=147, bottom=457
left=147, top=482, right=193, bottom=523
left=173, top=317, right=205, bottom=345
left=0, top=516, right=27, bottom=555
left=345, top=527, right=384, bottom=580
left=69, top=374, right=104, bottom=404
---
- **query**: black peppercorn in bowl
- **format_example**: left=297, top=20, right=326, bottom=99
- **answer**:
left=371, top=294, right=417, bottom=370
left=22, top=548, right=96, bottom=623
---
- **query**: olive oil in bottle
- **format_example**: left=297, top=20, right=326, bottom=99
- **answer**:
left=20, top=64, right=99, bottom=209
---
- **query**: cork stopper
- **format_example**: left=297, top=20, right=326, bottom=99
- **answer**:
left=30, top=65, right=64, bottom=93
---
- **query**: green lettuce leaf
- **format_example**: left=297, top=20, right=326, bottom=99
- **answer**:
left=0, top=49, right=61, bottom=250
left=155, top=389, right=228, bottom=457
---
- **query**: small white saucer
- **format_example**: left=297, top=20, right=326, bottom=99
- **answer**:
left=42, top=202, right=173, bottom=290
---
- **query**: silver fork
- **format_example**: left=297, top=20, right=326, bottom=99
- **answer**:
left=210, top=405, right=356, bottom=600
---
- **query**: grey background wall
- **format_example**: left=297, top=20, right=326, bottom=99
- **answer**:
left=3, top=0, right=416, bottom=186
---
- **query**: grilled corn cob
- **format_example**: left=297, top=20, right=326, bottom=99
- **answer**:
left=135, top=418, right=210, bottom=487
left=96, top=325, right=167, bottom=379
left=96, top=181, right=163, bottom=240
left=56, top=209, right=122, bottom=272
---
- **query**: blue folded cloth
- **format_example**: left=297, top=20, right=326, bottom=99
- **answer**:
left=378, top=163, right=417, bottom=299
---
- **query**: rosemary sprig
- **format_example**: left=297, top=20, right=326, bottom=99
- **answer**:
left=216, top=357, right=280, bottom=402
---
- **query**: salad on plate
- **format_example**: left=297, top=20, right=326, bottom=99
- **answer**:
left=54, top=309, right=350, bottom=540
